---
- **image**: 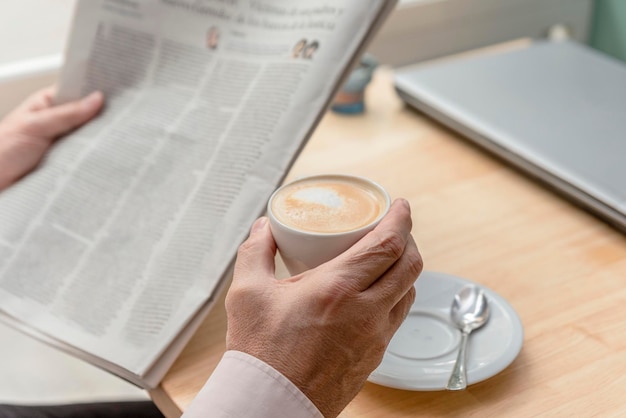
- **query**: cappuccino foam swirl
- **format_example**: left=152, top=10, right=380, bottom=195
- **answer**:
left=271, top=177, right=386, bottom=233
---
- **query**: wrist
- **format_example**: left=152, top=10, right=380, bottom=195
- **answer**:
left=232, top=345, right=362, bottom=418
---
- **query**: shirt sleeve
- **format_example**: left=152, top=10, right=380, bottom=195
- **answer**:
left=182, top=350, right=323, bottom=418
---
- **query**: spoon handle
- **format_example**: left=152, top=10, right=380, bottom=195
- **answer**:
left=446, top=330, right=469, bottom=390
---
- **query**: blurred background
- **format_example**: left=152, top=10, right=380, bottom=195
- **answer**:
left=0, top=0, right=624, bottom=406
left=1, top=0, right=624, bottom=67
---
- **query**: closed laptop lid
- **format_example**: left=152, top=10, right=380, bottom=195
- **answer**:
left=395, top=40, right=626, bottom=230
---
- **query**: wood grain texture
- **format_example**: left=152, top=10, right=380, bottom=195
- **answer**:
left=151, top=68, right=626, bottom=417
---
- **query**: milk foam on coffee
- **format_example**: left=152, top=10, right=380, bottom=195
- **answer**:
left=271, top=177, right=386, bottom=233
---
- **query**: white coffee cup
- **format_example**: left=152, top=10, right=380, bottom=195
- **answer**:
left=267, top=174, right=391, bottom=275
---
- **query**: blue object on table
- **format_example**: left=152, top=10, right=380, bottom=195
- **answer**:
left=332, top=54, right=378, bottom=114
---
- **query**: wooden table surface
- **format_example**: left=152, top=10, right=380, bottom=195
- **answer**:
left=150, top=68, right=626, bottom=417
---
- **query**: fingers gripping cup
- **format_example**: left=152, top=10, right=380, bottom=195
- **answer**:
left=268, top=174, right=391, bottom=275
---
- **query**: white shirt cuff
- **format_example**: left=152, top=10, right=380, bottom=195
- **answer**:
left=182, top=350, right=323, bottom=418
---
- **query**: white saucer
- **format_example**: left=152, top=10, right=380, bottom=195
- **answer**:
left=368, top=271, right=523, bottom=391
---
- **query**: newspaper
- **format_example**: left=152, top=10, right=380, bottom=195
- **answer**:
left=0, top=0, right=396, bottom=388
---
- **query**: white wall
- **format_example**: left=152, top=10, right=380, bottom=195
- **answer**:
left=0, top=0, right=76, bottom=65
left=0, top=1, right=76, bottom=117
left=0, top=0, right=595, bottom=68
left=0, top=0, right=595, bottom=116
left=370, top=0, right=594, bottom=66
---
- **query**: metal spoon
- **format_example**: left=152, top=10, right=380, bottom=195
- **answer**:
left=446, top=284, right=490, bottom=390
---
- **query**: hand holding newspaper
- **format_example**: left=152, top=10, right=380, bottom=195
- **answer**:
left=0, top=0, right=396, bottom=388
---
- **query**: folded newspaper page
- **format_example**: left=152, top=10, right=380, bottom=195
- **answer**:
left=0, top=0, right=396, bottom=388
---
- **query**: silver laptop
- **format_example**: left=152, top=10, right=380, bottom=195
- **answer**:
left=395, top=40, right=626, bottom=233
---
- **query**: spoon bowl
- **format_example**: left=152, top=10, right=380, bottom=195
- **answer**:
left=446, top=284, right=490, bottom=390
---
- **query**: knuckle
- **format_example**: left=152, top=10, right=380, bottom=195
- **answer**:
left=353, top=231, right=406, bottom=265
left=19, top=113, right=38, bottom=131
left=360, top=313, right=383, bottom=335
left=224, top=284, right=243, bottom=307
left=370, top=337, right=388, bottom=361
left=68, top=101, right=85, bottom=117
left=359, top=306, right=388, bottom=334
left=407, top=252, right=424, bottom=278
left=236, top=237, right=256, bottom=257
left=406, top=286, right=417, bottom=311
left=398, top=288, right=416, bottom=321
left=318, top=279, right=355, bottom=308
left=225, top=281, right=257, bottom=310
left=19, top=115, right=48, bottom=138
left=377, top=231, right=406, bottom=260
left=403, top=209, right=413, bottom=231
